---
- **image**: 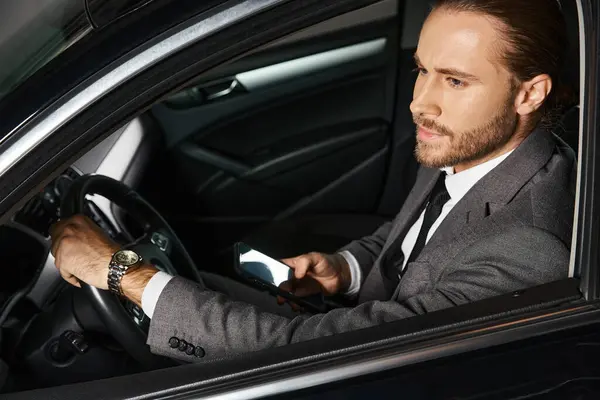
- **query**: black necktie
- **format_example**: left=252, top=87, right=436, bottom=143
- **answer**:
left=405, top=173, right=451, bottom=268
left=383, top=173, right=451, bottom=283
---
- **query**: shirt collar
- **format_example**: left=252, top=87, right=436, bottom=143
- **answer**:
left=441, top=150, right=514, bottom=203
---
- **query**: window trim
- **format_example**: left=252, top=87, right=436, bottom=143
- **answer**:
left=0, top=0, right=286, bottom=179
left=182, top=304, right=600, bottom=400
left=572, top=0, right=599, bottom=300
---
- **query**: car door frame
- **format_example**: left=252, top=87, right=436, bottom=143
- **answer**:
left=0, top=0, right=598, bottom=399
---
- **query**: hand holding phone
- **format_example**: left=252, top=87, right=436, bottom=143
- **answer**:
left=235, top=243, right=348, bottom=313
left=280, top=252, right=350, bottom=296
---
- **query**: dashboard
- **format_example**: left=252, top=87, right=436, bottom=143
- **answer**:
left=3, top=116, right=155, bottom=312
left=12, top=167, right=118, bottom=239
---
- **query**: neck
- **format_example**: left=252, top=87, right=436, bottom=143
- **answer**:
left=453, top=127, right=532, bottom=173
left=453, top=146, right=516, bottom=173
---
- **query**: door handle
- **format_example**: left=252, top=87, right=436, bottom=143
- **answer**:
left=204, top=79, right=243, bottom=101
left=163, top=78, right=245, bottom=109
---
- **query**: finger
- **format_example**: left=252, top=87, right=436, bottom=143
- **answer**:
left=50, top=221, right=74, bottom=257
left=280, top=257, right=297, bottom=268
left=50, top=228, right=73, bottom=259
left=279, top=280, right=293, bottom=292
left=60, top=271, right=81, bottom=288
left=73, top=214, right=89, bottom=226
left=291, top=257, right=311, bottom=280
left=49, top=218, right=70, bottom=241
left=277, top=280, right=293, bottom=305
left=292, top=285, right=319, bottom=297
left=50, top=232, right=63, bottom=258
left=53, top=251, right=61, bottom=270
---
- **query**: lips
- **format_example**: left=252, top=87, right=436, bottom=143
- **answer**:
left=417, top=126, right=444, bottom=141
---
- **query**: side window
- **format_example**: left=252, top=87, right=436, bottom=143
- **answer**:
left=144, top=0, right=421, bottom=260
left=0, top=1, right=91, bottom=101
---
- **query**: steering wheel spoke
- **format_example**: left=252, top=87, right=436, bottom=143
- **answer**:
left=128, top=230, right=177, bottom=276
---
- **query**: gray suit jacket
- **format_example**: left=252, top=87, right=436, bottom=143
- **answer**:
left=147, top=128, right=576, bottom=362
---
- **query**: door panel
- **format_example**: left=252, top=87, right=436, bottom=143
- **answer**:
left=143, top=0, right=408, bottom=263
left=196, top=127, right=386, bottom=213
left=152, top=37, right=391, bottom=148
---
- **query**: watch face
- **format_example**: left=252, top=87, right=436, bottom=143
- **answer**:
left=114, top=250, right=140, bottom=266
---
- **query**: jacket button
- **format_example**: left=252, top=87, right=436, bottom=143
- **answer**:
left=194, top=346, right=205, bottom=358
left=178, top=340, right=188, bottom=352
left=169, top=337, right=180, bottom=349
left=185, top=344, right=195, bottom=356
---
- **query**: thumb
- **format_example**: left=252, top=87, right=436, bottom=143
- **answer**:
left=281, top=255, right=312, bottom=280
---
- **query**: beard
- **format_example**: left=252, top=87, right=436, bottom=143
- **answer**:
left=413, top=100, right=518, bottom=169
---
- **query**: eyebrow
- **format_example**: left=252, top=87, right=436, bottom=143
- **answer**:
left=414, top=54, right=481, bottom=82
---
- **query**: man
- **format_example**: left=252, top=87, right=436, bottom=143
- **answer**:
left=51, top=0, right=576, bottom=362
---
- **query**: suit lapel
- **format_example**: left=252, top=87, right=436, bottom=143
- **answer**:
left=420, top=127, right=557, bottom=258
left=359, top=127, right=557, bottom=303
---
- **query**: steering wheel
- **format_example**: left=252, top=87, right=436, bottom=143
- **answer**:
left=60, top=174, right=203, bottom=369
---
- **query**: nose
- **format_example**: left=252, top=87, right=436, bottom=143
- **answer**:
left=410, top=77, right=441, bottom=117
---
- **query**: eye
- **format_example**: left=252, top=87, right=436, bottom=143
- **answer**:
left=447, top=77, right=466, bottom=88
left=413, top=67, right=428, bottom=76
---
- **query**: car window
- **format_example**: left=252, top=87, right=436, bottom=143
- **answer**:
left=0, top=0, right=91, bottom=101
left=148, top=0, right=406, bottom=244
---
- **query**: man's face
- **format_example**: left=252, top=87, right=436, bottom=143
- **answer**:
left=411, top=10, right=519, bottom=170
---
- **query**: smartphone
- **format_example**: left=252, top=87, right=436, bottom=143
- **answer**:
left=233, top=242, right=327, bottom=313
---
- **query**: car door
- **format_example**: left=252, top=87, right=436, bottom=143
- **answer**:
left=141, top=0, right=421, bottom=261
left=0, top=0, right=597, bottom=399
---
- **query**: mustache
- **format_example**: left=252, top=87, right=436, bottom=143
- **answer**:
left=413, top=115, right=454, bottom=137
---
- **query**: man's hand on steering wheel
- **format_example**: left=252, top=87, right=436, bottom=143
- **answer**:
left=50, top=215, right=159, bottom=306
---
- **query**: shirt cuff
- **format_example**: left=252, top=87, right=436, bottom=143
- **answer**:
left=141, top=271, right=174, bottom=319
left=338, top=250, right=362, bottom=297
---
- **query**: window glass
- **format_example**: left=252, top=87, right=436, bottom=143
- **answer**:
left=0, top=0, right=91, bottom=101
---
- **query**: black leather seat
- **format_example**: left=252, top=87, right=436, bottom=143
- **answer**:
left=553, top=0, right=580, bottom=153
left=554, top=105, right=580, bottom=154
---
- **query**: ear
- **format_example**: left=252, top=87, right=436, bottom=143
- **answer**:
left=515, top=74, right=553, bottom=116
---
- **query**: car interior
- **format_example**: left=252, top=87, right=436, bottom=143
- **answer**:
left=0, top=0, right=583, bottom=393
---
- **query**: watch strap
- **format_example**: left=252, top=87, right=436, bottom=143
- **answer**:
left=107, top=253, right=142, bottom=296
left=108, top=260, right=127, bottom=296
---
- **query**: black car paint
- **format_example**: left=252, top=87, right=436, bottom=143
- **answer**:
left=0, top=0, right=230, bottom=144
left=0, top=0, right=597, bottom=398
left=86, top=0, right=156, bottom=28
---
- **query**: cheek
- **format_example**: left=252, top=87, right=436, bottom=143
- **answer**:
left=440, top=87, right=500, bottom=130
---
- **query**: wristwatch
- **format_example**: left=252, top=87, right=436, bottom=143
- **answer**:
left=107, top=249, right=143, bottom=296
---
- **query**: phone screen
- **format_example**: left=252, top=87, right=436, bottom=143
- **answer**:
left=237, top=243, right=292, bottom=287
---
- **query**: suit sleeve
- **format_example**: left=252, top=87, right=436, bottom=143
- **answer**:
left=337, top=220, right=394, bottom=280
left=147, top=227, right=569, bottom=362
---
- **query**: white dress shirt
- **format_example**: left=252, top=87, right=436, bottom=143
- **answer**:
left=340, top=150, right=513, bottom=296
left=141, top=271, right=174, bottom=318
left=140, top=151, right=513, bottom=317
